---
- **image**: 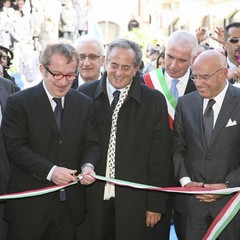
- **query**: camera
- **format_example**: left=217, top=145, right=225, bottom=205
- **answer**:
left=206, top=30, right=215, bottom=38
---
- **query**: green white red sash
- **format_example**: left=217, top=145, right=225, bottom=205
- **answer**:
left=143, top=68, right=177, bottom=129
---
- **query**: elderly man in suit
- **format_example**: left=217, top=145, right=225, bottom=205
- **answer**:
left=71, top=35, right=105, bottom=89
left=0, top=75, right=16, bottom=240
left=173, top=50, right=240, bottom=239
left=78, top=38, right=171, bottom=240
left=2, top=42, right=100, bottom=240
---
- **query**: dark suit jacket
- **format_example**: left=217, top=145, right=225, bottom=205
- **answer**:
left=173, top=83, right=240, bottom=217
left=78, top=71, right=171, bottom=240
left=2, top=82, right=100, bottom=226
left=0, top=77, right=16, bottom=194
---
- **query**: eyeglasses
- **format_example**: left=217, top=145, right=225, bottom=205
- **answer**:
left=79, top=54, right=102, bottom=61
left=44, top=66, right=77, bottom=81
left=191, top=68, right=222, bottom=82
left=227, top=37, right=240, bottom=44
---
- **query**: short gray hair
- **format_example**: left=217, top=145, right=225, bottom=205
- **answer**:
left=75, top=34, right=105, bottom=55
left=167, top=30, right=198, bottom=58
left=106, top=38, right=142, bottom=67
left=40, top=43, right=79, bottom=68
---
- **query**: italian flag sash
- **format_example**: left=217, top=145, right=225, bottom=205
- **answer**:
left=143, top=68, right=176, bottom=129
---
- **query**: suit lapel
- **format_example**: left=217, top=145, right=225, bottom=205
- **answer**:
left=211, top=85, right=237, bottom=144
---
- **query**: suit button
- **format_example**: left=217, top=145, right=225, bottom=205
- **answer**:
left=59, top=140, right=63, bottom=144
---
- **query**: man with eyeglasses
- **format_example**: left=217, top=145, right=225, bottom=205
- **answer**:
left=173, top=49, right=240, bottom=239
left=72, top=35, right=105, bottom=89
left=2, top=42, right=101, bottom=240
left=222, top=22, right=240, bottom=83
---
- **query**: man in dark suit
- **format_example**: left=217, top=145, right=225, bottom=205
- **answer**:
left=0, top=75, right=16, bottom=240
left=2, top=43, right=100, bottom=240
left=78, top=38, right=171, bottom=240
left=143, top=30, right=198, bottom=240
left=173, top=50, right=240, bottom=239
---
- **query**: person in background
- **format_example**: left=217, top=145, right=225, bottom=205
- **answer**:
left=156, top=50, right=165, bottom=69
left=143, top=30, right=198, bottom=240
left=0, top=45, right=20, bottom=91
left=72, top=34, right=105, bottom=89
left=173, top=49, right=240, bottom=239
left=127, top=15, right=139, bottom=31
left=142, top=45, right=160, bottom=74
left=222, top=22, right=240, bottom=83
left=0, top=71, right=17, bottom=240
left=2, top=42, right=100, bottom=240
left=78, top=38, right=171, bottom=240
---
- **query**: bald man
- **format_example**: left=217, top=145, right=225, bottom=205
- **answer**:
left=172, top=50, right=240, bottom=239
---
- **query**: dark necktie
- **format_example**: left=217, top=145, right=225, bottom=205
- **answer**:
left=53, top=97, right=65, bottom=201
left=170, top=79, right=179, bottom=101
left=203, top=99, right=216, bottom=146
left=53, top=98, right=63, bottom=130
left=110, top=90, right=120, bottom=111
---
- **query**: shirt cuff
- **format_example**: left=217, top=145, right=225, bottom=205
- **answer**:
left=179, top=177, right=191, bottom=187
left=47, top=165, right=57, bottom=181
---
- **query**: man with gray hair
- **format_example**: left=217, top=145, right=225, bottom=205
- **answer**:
left=143, top=30, right=198, bottom=240
left=78, top=38, right=171, bottom=240
left=72, top=34, right=105, bottom=89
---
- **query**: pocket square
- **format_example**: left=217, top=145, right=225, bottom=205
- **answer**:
left=226, top=119, right=237, bottom=127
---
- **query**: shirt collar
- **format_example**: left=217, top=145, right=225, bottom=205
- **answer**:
left=227, top=58, right=237, bottom=69
left=165, top=68, right=190, bottom=86
left=42, top=80, right=65, bottom=109
left=203, top=80, right=229, bottom=107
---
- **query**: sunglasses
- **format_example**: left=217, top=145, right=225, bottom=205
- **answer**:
left=228, top=37, right=240, bottom=44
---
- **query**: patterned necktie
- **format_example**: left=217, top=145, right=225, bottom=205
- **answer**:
left=104, top=84, right=131, bottom=200
left=53, top=98, right=63, bottom=130
left=170, top=79, right=179, bottom=101
left=203, top=99, right=216, bottom=146
left=111, top=90, right=121, bottom=111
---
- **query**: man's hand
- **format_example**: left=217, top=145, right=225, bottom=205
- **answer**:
left=227, top=67, right=240, bottom=82
left=195, top=183, right=227, bottom=203
left=51, top=166, right=77, bottom=185
left=146, top=211, right=161, bottom=227
left=211, top=26, right=225, bottom=44
left=184, top=181, right=204, bottom=187
left=195, top=27, right=208, bottom=43
left=80, top=166, right=96, bottom=185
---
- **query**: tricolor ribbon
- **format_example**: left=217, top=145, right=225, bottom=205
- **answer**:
left=0, top=174, right=239, bottom=240
left=143, top=68, right=176, bottom=129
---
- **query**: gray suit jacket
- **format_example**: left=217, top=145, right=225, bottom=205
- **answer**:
left=173, top=83, right=240, bottom=217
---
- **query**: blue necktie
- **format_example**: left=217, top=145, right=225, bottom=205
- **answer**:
left=170, top=79, right=179, bottom=101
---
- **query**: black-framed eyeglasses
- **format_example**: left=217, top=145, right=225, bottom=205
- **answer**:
left=227, top=37, right=240, bottom=44
left=79, top=54, right=102, bottom=61
left=190, top=68, right=223, bottom=82
left=44, top=66, right=77, bottom=81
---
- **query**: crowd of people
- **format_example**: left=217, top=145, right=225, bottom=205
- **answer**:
left=0, top=0, right=89, bottom=89
left=0, top=3, right=240, bottom=238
